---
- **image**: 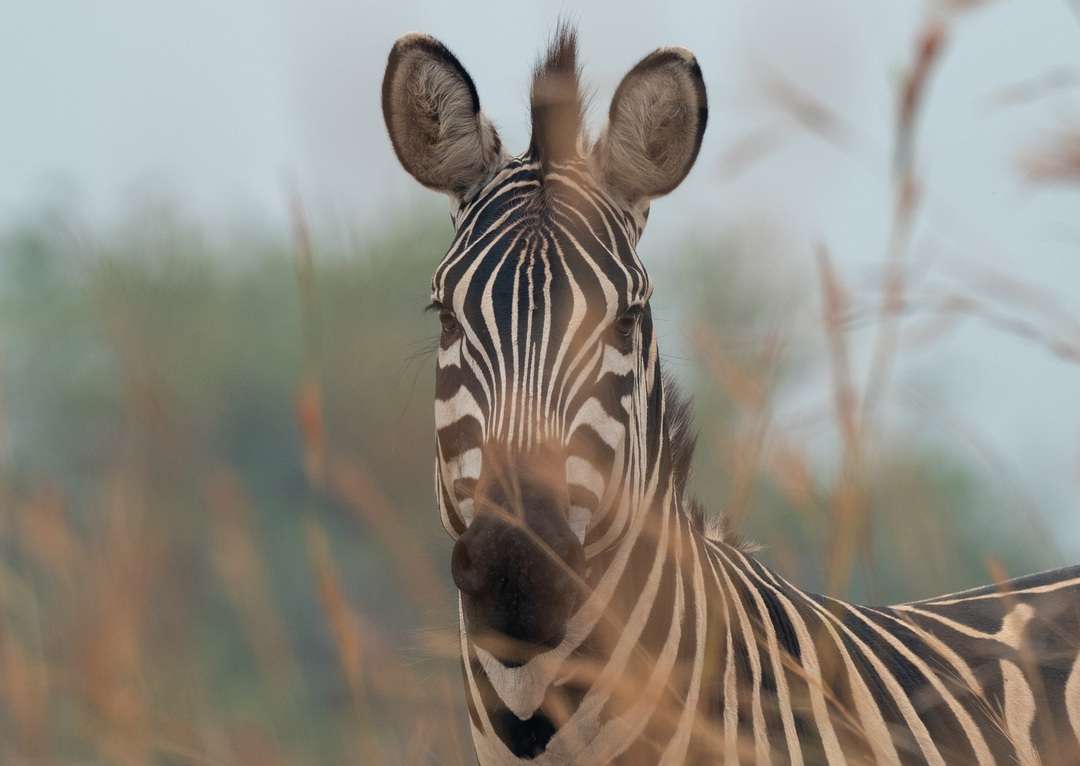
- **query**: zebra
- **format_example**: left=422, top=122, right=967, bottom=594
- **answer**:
left=381, top=25, right=1080, bottom=765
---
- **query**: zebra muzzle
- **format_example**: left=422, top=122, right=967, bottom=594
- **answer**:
left=451, top=447, right=586, bottom=665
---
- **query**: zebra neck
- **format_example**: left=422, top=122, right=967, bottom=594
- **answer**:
left=594, top=354, right=709, bottom=626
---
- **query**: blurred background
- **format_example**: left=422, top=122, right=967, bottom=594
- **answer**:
left=2, top=0, right=1080, bottom=763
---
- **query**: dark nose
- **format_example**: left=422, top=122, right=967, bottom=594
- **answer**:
left=451, top=448, right=586, bottom=661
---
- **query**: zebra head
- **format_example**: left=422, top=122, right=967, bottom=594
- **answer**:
left=383, top=27, right=705, bottom=670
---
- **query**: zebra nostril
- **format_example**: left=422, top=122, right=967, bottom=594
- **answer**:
left=451, top=536, right=484, bottom=595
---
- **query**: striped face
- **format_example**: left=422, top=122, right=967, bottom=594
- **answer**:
left=431, top=156, right=658, bottom=558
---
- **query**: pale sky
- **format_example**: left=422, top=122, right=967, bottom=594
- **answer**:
left=4, top=0, right=1080, bottom=547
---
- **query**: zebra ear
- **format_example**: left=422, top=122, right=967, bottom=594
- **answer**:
left=593, top=47, right=708, bottom=206
left=382, top=34, right=504, bottom=200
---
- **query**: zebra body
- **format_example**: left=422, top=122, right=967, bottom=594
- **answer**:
left=381, top=25, right=1080, bottom=764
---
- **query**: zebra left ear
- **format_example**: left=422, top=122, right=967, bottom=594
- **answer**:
left=593, top=47, right=708, bottom=207
left=382, top=33, right=504, bottom=201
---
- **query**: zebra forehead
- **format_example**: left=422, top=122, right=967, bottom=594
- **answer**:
left=432, top=161, right=651, bottom=310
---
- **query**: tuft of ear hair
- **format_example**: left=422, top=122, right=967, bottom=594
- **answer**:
left=593, top=46, right=708, bottom=207
left=382, top=33, right=504, bottom=199
left=529, top=23, right=586, bottom=172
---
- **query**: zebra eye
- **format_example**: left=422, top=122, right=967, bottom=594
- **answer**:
left=439, top=309, right=461, bottom=338
left=613, top=306, right=643, bottom=340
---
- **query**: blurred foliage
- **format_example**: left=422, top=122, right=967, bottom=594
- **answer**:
left=0, top=201, right=1052, bottom=763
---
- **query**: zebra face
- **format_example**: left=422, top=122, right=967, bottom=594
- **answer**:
left=430, top=159, right=653, bottom=546
left=428, top=161, right=662, bottom=665
left=384, top=29, right=706, bottom=667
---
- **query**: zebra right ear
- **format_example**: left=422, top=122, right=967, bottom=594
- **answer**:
left=593, top=47, right=708, bottom=208
left=382, top=34, right=504, bottom=201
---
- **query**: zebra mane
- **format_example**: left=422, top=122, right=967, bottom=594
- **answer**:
left=663, top=373, right=759, bottom=552
left=530, top=22, right=587, bottom=172
left=663, top=372, right=697, bottom=504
